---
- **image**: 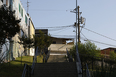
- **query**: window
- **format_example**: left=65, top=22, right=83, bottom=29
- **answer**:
left=53, top=41, right=56, bottom=44
left=19, top=4, right=20, bottom=12
left=19, top=4, right=23, bottom=17
left=21, top=8, right=23, bottom=17
left=25, top=15, right=27, bottom=25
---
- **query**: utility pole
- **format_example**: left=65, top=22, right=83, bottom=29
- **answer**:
left=71, top=1, right=85, bottom=77
left=75, top=0, right=78, bottom=52
left=78, top=6, right=80, bottom=44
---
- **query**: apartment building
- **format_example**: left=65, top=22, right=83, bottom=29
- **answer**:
left=0, top=0, right=35, bottom=61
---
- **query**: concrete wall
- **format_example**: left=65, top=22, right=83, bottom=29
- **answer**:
left=48, top=44, right=74, bottom=52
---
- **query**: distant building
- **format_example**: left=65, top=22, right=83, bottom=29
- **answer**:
left=49, top=37, right=74, bottom=55
left=50, top=37, right=74, bottom=44
left=101, top=47, right=116, bottom=58
left=35, top=29, right=48, bottom=36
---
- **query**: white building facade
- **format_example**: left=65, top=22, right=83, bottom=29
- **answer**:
left=0, top=0, right=33, bottom=61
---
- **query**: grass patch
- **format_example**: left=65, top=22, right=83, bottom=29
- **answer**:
left=0, top=55, right=43, bottom=77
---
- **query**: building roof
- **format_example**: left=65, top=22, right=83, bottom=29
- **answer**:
left=50, top=36, right=74, bottom=40
left=35, top=29, right=48, bottom=35
left=101, top=47, right=116, bottom=50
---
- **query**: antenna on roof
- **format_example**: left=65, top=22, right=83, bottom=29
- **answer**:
left=27, top=0, right=29, bottom=13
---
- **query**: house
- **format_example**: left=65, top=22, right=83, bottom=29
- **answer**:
left=49, top=37, right=74, bottom=55
left=35, top=29, right=74, bottom=55
left=101, top=47, right=116, bottom=58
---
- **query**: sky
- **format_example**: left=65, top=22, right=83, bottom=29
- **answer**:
left=20, top=0, right=116, bottom=49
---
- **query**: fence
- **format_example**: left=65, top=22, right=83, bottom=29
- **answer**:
left=80, top=54, right=116, bottom=77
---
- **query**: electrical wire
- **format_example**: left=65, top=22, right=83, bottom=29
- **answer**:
left=80, top=33, right=116, bottom=47
left=81, top=32, right=88, bottom=40
left=36, top=25, right=73, bottom=29
left=83, top=27, right=116, bottom=42
left=30, top=9, right=70, bottom=12
left=51, top=27, right=70, bottom=35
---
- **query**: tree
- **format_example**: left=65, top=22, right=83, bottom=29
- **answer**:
left=18, top=30, right=52, bottom=55
left=110, top=51, right=116, bottom=60
left=0, top=5, right=20, bottom=45
left=69, top=41, right=101, bottom=62
left=34, top=30, right=52, bottom=63
left=18, top=35, right=34, bottom=65
left=0, top=5, right=21, bottom=62
left=18, top=35, right=34, bottom=55
left=34, top=30, right=52, bottom=53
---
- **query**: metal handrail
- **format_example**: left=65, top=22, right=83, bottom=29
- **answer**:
left=66, top=48, right=73, bottom=62
left=45, top=49, right=50, bottom=63
left=22, top=64, right=27, bottom=77
left=75, top=46, right=82, bottom=77
left=66, top=48, right=70, bottom=58
left=21, top=47, right=38, bottom=77
left=86, top=63, right=91, bottom=77
left=31, top=47, right=38, bottom=75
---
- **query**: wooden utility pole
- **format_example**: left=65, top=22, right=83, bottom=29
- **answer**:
left=78, top=6, right=80, bottom=44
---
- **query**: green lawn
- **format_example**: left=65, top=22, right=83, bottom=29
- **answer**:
left=0, top=56, right=43, bottom=77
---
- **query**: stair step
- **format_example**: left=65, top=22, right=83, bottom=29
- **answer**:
left=33, top=62, right=77, bottom=77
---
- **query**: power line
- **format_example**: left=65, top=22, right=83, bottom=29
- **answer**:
left=83, top=27, right=116, bottom=42
left=29, top=9, right=71, bottom=12
left=36, top=25, right=73, bottom=29
left=51, top=35, right=75, bottom=37
left=81, top=32, right=88, bottom=40
left=50, top=27, right=70, bottom=35
left=80, top=35, right=116, bottom=47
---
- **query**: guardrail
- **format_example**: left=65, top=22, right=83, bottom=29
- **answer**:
left=43, top=49, right=50, bottom=63
left=22, top=64, right=32, bottom=77
left=66, top=48, right=73, bottom=62
left=86, top=63, right=91, bottom=77
left=31, top=47, right=38, bottom=75
left=75, top=46, right=82, bottom=77
left=22, top=64, right=27, bottom=77
left=22, top=47, right=38, bottom=77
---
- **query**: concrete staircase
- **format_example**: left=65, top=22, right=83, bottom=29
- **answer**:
left=33, top=55, right=78, bottom=77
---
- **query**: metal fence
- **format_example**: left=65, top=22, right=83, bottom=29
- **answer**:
left=80, top=54, right=116, bottom=77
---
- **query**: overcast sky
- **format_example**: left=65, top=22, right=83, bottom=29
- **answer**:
left=20, top=0, right=116, bottom=49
